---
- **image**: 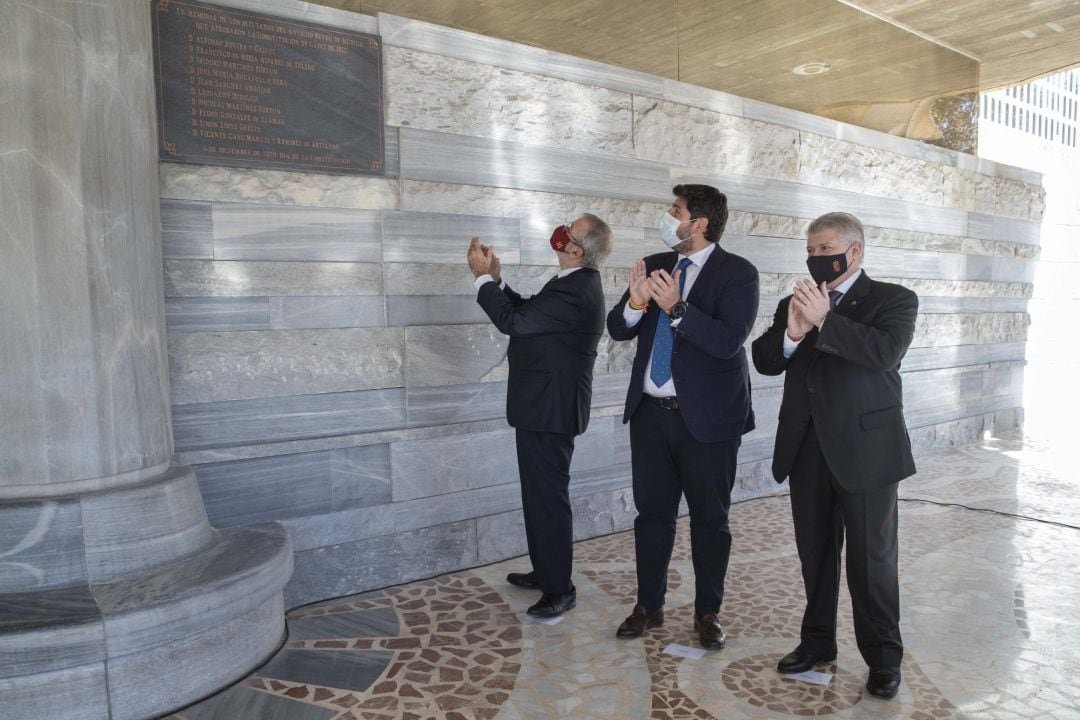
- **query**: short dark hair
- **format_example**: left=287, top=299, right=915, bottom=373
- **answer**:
left=672, top=184, right=728, bottom=243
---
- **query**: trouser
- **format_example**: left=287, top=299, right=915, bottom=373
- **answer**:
left=788, top=420, right=904, bottom=670
left=630, top=399, right=740, bottom=617
left=515, top=428, right=576, bottom=595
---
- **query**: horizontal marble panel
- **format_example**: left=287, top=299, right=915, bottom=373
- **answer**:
left=385, top=46, right=634, bottom=156
left=386, top=295, right=490, bottom=326
left=476, top=510, right=527, bottom=565
left=898, top=343, right=1027, bottom=373
left=915, top=296, right=1029, bottom=314
left=391, top=415, right=614, bottom=504
left=962, top=254, right=1037, bottom=284
left=212, top=204, right=381, bottom=262
left=269, top=296, right=386, bottom=329
left=384, top=262, right=490, bottom=296
left=967, top=212, right=995, bottom=241
left=402, top=180, right=670, bottom=229
left=382, top=210, right=521, bottom=264
left=399, top=127, right=672, bottom=202
left=196, top=451, right=334, bottom=527
left=195, top=444, right=391, bottom=528
left=330, top=444, right=392, bottom=511
left=172, top=389, right=407, bottom=450
left=165, top=297, right=269, bottom=333
left=661, top=78, right=743, bottom=118
left=377, top=13, right=665, bottom=97
left=160, top=200, right=212, bottom=259
left=160, top=163, right=399, bottom=210
left=993, top=216, right=1041, bottom=246
left=391, top=428, right=518, bottom=502
left=165, top=260, right=384, bottom=298
left=169, top=327, right=405, bottom=404
left=404, top=325, right=509, bottom=388
left=284, top=519, right=476, bottom=608
left=280, top=503, right=396, bottom=553
left=405, top=381, right=508, bottom=428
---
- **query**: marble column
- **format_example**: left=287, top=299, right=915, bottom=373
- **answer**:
left=0, top=1, right=292, bottom=718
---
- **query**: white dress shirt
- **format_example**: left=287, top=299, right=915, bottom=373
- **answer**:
left=782, top=268, right=863, bottom=358
left=623, top=243, right=717, bottom=398
left=474, top=266, right=582, bottom=292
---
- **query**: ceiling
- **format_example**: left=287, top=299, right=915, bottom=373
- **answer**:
left=311, top=0, right=1080, bottom=151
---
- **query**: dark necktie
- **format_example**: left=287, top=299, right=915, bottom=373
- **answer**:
left=829, top=290, right=843, bottom=309
left=649, top=258, right=694, bottom=387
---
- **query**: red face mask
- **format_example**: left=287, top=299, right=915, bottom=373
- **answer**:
left=549, top=223, right=578, bottom=253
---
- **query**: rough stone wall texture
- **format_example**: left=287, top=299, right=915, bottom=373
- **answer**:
left=158, top=14, right=1044, bottom=609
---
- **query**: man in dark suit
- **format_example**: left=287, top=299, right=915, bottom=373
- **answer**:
left=607, top=184, right=759, bottom=649
left=751, top=212, right=918, bottom=700
left=467, top=214, right=613, bottom=617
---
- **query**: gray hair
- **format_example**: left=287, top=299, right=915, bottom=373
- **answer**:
left=578, top=213, right=614, bottom=269
left=807, top=212, right=865, bottom=251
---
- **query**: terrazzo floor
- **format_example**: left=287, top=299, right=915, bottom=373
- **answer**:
left=169, top=432, right=1080, bottom=720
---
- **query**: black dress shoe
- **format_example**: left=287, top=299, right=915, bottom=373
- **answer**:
left=506, top=571, right=542, bottom=590
left=616, top=604, right=664, bottom=638
left=526, top=588, right=576, bottom=617
left=776, top=646, right=838, bottom=674
left=866, top=669, right=901, bottom=699
left=694, top=613, right=726, bottom=649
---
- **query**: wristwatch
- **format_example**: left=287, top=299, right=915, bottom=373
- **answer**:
left=666, top=301, right=687, bottom=320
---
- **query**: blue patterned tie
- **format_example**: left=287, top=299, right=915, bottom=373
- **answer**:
left=649, top=258, right=693, bottom=387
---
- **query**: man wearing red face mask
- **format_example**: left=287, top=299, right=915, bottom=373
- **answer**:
left=466, top=214, right=613, bottom=617
left=751, top=212, right=918, bottom=701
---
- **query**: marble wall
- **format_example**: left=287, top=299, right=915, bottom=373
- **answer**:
left=159, top=8, right=1044, bottom=608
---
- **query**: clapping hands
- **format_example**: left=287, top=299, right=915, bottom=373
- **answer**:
left=467, top=236, right=501, bottom=283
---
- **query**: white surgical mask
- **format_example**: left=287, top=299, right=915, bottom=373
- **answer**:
left=658, top=212, right=685, bottom=248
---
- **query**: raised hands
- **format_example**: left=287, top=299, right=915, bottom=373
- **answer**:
left=467, top=236, right=500, bottom=282
left=647, top=268, right=683, bottom=314
left=628, top=259, right=650, bottom=307
left=791, top=279, right=830, bottom=330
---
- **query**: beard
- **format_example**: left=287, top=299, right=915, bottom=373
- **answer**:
left=672, top=238, right=695, bottom=255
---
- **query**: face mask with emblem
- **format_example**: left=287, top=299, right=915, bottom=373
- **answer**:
left=806, top=248, right=850, bottom=285
left=549, top=222, right=580, bottom=253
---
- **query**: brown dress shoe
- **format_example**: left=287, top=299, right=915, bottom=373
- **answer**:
left=616, top=604, right=664, bottom=638
left=694, top=613, right=726, bottom=649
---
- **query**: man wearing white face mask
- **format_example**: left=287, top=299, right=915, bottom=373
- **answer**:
left=467, top=214, right=613, bottom=618
left=607, top=184, right=759, bottom=649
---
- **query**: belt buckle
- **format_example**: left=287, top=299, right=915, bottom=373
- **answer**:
left=657, top=396, right=678, bottom=410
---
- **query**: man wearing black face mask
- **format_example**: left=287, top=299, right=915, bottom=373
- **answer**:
left=466, top=214, right=612, bottom=617
left=751, top=212, right=918, bottom=701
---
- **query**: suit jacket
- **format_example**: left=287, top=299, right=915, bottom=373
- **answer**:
left=477, top=268, right=605, bottom=436
left=606, top=246, right=759, bottom=444
left=751, top=271, right=918, bottom=492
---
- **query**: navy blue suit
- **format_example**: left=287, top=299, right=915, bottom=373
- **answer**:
left=607, top=245, right=759, bottom=616
left=477, top=268, right=605, bottom=595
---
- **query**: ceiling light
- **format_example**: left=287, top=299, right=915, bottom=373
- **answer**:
left=1020, top=29, right=1037, bottom=39
left=793, top=62, right=831, bottom=76
left=1046, top=22, right=1065, bottom=33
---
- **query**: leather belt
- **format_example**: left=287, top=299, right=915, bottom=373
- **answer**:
left=645, top=395, right=680, bottom=410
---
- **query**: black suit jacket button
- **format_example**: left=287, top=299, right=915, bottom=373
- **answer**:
left=808, top=387, right=816, bottom=394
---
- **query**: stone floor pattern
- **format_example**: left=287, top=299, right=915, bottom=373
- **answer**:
left=170, top=432, right=1080, bottom=720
